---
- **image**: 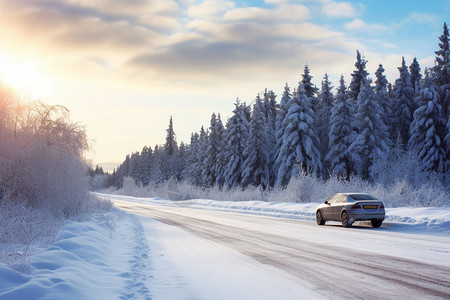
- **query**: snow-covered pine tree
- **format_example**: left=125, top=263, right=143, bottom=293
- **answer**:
left=185, top=132, right=202, bottom=185
left=242, top=95, right=271, bottom=188
left=434, top=22, right=450, bottom=118
left=409, top=57, right=422, bottom=94
left=177, top=142, right=188, bottom=181
left=301, top=64, right=319, bottom=98
left=433, top=23, right=450, bottom=177
left=162, top=116, right=178, bottom=180
left=262, top=89, right=277, bottom=185
left=349, top=50, right=369, bottom=105
left=393, top=57, right=416, bottom=147
left=374, top=64, right=392, bottom=140
left=213, top=114, right=226, bottom=187
left=274, top=84, right=292, bottom=181
left=149, top=145, right=165, bottom=184
left=327, top=75, right=353, bottom=180
left=165, top=116, right=177, bottom=156
left=202, top=113, right=221, bottom=186
left=138, top=145, right=152, bottom=186
left=349, top=78, right=390, bottom=180
left=275, top=84, right=321, bottom=186
left=316, top=73, right=334, bottom=177
left=409, top=74, right=446, bottom=173
left=223, top=99, right=250, bottom=188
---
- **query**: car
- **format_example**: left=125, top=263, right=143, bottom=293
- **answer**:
left=316, top=193, right=385, bottom=228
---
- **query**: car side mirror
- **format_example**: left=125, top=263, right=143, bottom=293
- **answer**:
left=324, top=200, right=330, bottom=205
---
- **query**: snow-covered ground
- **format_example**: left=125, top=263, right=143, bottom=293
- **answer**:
left=1, top=194, right=449, bottom=299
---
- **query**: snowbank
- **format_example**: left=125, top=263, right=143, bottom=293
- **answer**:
left=0, top=210, right=152, bottom=299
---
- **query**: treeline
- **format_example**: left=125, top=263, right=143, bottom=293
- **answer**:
left=109, top=23, right=450, bottom=190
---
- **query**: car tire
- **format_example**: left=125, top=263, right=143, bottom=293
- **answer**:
left=316, top=210, right=325, bottom=225
left=371, top=219, right=382, bottom=228
left=341, top=211, right=352, bottom=227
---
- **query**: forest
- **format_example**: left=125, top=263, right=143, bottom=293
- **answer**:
left=104, top=23, right=450, bottom=194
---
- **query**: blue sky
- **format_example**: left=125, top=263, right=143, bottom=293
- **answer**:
left=0, top=0, right=448, bottom=170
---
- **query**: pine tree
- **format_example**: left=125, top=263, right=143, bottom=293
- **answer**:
left=327, top=75, right=353, bottom=179
left=202, top=113, right=222, bottom=186
left=409, top=57, right=422, bottom=94
left=434, top=22, right=450, bottom=117
left=223, top=99, right=250, bottom=188
left=349, top=78, right=390, bottom=180
left=213, top=114, right=226, bottom=187
left=274, top=84, right=292, bottom=180
left=409, top=75, right=446, bottom=173
left=349, top=50, right=369, bottom=104
left=433, top=23, right=450, bottom=177
left=393, top=57, right=415, bottom=147
left=374, top=64, right=392, bottom=138
left=262, top=89, right=277, bottom=185
left=316, top=73, right=334, bottom=177
left=301, top=64, right=319, bottom=99
left=165, top=116, right=177, bottom=156
left=275, top=84, right=321, bottom=186
left=242, top=96, right=271, bottom=188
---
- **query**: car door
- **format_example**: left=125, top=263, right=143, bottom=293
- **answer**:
left=330, top=194, right=345, bottom=220
left=322, top=195, right=338, bottom=220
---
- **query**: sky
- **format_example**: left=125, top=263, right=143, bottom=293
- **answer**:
left=0, top=0, right=449, bottom=172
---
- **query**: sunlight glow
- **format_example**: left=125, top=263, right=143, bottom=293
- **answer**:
left=0, top=57, right=54, bottom=99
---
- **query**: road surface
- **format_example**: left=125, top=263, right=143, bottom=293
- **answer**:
left=113, top=199, right=450, bottom=299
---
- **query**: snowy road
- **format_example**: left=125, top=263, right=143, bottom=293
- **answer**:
left=113, top=198, right=450, bottom=300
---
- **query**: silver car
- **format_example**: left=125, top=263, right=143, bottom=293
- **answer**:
left=316, top=193, right=385, bottom=227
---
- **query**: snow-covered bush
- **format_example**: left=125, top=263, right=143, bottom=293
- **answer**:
left=0, top=83, right=111, bottom=267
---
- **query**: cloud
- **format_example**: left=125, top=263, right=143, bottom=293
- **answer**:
left=320, top=0, right=360, bottom=18
left=188, top=0, right=235, bottom=20
left=344, top=18, right=390, bottom=34
left=223, top=3, right=310, bottom=23
left=402, top=12, right=439, bottom=26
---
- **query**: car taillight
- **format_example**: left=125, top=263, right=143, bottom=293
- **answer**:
left=351, top=203, right=362, bottom=209
left=380, top=204, right=385, bottom=209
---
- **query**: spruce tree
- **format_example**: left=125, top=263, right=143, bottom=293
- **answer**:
left=393, top=57, right=415, bottom=147
left=349, top=50, right=369, bottom=104
left=327, top=75, right=353, bottom=179
left=434, top=22, right=450, bottom=117
left=165, top=116, right=177, bottom=156
left=374, top=64, right=392, bottom=138
left=349, top=78, right=390, bottom=180
left=223, top=99, right=250, bottom=188
left=316, top=73, right=334, bottom=177
left=242, top=96, right=271, bottom=188
left=274, top=84, right=292, bottom=180
left=409, top=57, right=422, bottom=94
left=409, top=75, right=446, bottom=173
left=275, top=84, right=321, bottom=186
left=301, top=64, right=319, bottom=99
left=202, top=113, right=223, bottom=186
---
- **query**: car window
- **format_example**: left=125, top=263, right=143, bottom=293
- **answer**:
left=349, top=194, right=377, bottom=201
left=338, top=194, right=347, bottom=203
left=326, top=195, right=338, bottom=203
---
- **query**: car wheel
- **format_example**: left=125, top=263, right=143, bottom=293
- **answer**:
left=316, top=210, right=325, bottom=225
left=371, top=219, right=382, bottom=228
left=341, top=211, right=351, bottom=227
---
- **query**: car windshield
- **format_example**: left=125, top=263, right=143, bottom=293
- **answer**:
left=348, top=194, right=377, bottom=201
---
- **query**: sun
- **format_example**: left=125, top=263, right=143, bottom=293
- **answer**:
left=0, top=57, right=54, bottom=99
